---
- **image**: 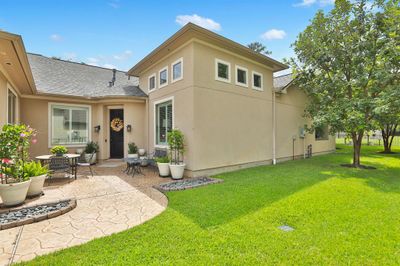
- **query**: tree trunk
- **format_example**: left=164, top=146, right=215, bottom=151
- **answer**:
left=381, top=124, right=397, bottom=153
left=351, top=131, right=363, bottom=167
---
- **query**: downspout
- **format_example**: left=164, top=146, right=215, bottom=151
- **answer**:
left=272, top=89, right=277, bottom=165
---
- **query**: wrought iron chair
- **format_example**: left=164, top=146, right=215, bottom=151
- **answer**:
left=77, top=153, right=95, bottom=177
left=48, top=155, right=72, bottom=181
left=147, top=148, right=168, bottom=174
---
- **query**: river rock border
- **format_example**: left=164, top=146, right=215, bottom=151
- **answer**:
left=0, top=199, right=77, bottom=230
left=154, top=177, right=223, bottom=192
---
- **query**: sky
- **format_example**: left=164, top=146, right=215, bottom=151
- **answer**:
left=0, top=0, right=335, bottom=72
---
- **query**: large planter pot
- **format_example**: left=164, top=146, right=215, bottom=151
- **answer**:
left=157, top=162, right=170, bottom=177
left=127, top=153, right=138, bottom=159
left=0, top=179, right=31, bottom=207
left=138, top=149, right=146, bottom=156
left=84, top=153, right=97, bottom=164
left=169, top=163, right=186, bottom=180
left=27, top=174, right=47, bottom=197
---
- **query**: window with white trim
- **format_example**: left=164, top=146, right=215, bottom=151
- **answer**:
left=155, top=100, right=173, bottom=146
left=172, top=58, right=183, bottom=82
left=235, top=65, right=248, bottom=87
left=159, top=67, right=168, bottom=88
left=148, top=74, right=156, bottom=91
left=252, top=71, right=263, bottom=91
left=215, top=59, right=230, bottom=82
left=7, top=89, right=17, bottom=124
left=50, top=104, right=90, bottom=145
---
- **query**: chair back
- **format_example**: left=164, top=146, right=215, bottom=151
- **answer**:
left=154, top=149, right=167, bottom=158
left=49, top=155, right=70, bottom=171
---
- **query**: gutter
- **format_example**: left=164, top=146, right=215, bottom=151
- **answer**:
left=272, top=89, right=277, bottom=165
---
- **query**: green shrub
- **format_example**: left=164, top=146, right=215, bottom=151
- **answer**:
left=50, top=145, right=68, bottom=155
left=84, top=141, right=99, bottom=154
left=128, top=142, right=138, bottom=154
left=167, top=129, right=185, bottom=164
left=23, top=161, right=48, bottom=178
left=155, top=156, right=170, bottom=163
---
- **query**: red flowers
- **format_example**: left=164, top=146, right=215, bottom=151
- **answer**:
left=1, top=158, right=12, bottom=165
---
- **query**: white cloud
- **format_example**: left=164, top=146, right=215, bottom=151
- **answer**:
left=293, top=0, right=334, bottom=7
left=261, top=29, right=287, bottom=40
left=50, top=34, right=62, bottom=42
left=113, top=50, right=133, bottom=60
left=103, top=63, right=117, bottom=69
left=176, top=14, right=221, bottom=31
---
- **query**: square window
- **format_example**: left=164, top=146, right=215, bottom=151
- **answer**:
left=159, top=67, right=168, bottom=87
left=172, top=58, right=183, bottom=82
left=235, top=66, right=248, bottom=87
left=315, top=125, right=329, bottom=141
left=215, top=59, right=230, bottom=82
left=252, top=72, right=263, bottom=90
left=149, top=75, right=156, bottom=91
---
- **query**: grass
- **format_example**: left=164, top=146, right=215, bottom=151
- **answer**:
left=21, top=145, right=400, bottom=265
left=336, top=136, right=400, bottom=146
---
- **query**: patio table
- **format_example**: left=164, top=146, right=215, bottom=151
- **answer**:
left=123, top=158, right=144, bottom=177
left=35, top=154, right=81, bottom=179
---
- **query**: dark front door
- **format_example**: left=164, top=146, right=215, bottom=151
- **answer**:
left=109, top=109, right=124, bottom=158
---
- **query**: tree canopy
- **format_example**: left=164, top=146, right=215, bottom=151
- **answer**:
left=247, top=42, right=272, bottom=55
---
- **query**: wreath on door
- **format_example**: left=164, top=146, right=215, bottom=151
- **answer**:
left=110, top=118, right=124, bottom=132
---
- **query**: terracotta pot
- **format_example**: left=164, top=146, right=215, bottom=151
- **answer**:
left=0, top=179, right=31, bottom=206
left=27, top=174, right=47, bottom=197
left=169, top=163, right=186, bottom=180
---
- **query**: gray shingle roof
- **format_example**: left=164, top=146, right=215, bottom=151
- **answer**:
left=27, top=53, right=146, bottom=98
left=273, top=73, right=293, bottom=90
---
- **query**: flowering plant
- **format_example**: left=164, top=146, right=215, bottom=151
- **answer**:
left=0, top=124, right=37, bottom=184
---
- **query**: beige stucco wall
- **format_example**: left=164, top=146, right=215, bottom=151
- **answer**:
left=140, top=42, right=195, bottom=169
left=20, top=96, right=146, bottom=160
left=0, top=70, right=20, bottom=129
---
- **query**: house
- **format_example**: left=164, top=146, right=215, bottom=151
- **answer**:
left=0, top=23, right=335, bottom=177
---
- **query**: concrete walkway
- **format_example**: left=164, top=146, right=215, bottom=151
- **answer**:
left=0, top=165, right=168, bottom=265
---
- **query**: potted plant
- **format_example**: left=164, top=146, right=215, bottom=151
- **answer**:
left=0, top=124, right=36, bottom=206
left=168, top=129, right=186, bottom=179
left=50, top=145, right=68, bottom=156
left=127, top=142, right=138, bottom=158
left=84, top=141, right=99, bottom=164
left=138, top=148, right=146, bottom=156
left=24, top=161, right=48, bottom=197
left=156, top=156, right=170, bottom=177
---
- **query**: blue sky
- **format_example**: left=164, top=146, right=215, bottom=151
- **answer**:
left=0, top=0, right=334, bottom=71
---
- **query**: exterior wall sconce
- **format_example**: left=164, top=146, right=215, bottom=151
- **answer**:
left=94, top=125, right=101, bottom=132
left=126, top=124, right=132, bottom=132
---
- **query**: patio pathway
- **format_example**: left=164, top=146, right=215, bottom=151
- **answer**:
left=0, top=164, right=168, bottom=265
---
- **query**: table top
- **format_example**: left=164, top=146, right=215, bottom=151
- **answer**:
left=35, top=154, right=81, bottom=160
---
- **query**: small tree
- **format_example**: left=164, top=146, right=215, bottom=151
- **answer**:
left=288, top=0, right=399, bottom=167
left=247, top=42, right=272, bottom=55
left=167, top=129, right=185, bottom=165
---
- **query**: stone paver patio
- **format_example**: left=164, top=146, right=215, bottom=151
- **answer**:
left=0, top=162, right=168, bottom=265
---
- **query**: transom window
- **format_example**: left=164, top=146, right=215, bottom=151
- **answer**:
left=159, top=67, right=168, bottom=88
left=50, top=104, right=90, bottom=146
left=252, top=71, right=263, bottom=91
left=7, top=89, right=17, bottom=124
left=172, top=58, right=183, bottom=82
left=148, top=74, right=156, bottom=91
left=215, top=58, right=230, bottom=83
left=155, top=100, right=173, bottom=146
left=235, top=65, right=248, bottom=87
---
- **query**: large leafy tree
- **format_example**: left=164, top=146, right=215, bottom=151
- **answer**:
left=247, top=42, right=272, bottom=55
left=288, top=0, right=399, bottom=167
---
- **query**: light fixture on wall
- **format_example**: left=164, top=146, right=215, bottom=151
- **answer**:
left=126, top=124, right=132, bottom=132
left=94, top=125, right=101, bottom=132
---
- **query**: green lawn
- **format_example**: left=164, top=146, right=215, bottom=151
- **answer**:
left=22, top=145, right=400, bottom=265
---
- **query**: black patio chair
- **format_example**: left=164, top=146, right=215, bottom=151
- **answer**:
left=77, top=153, right=95, bottom=177
left=147, top=148, right=168, bottom=174
left=48, top=155, right=72, bottom=181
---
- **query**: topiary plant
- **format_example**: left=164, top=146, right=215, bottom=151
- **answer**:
left=50, top=145, right=68, bottom=155
left=128, top=142, right=138, bottom=154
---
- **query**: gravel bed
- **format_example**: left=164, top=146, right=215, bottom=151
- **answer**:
left=155, top=177, right=223, bottom=192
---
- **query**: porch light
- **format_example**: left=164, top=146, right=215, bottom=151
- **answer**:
left=126, top=124, right=132, bottom=132
left=94, top=125, right=101, bottom=132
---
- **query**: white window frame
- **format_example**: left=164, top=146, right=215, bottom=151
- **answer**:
left=215, top=58, right=231, bottom=83
left=252, top=71, right=263, bottom=91
left=159, top=66, right=168, bottom=88
left=48, top=102, right=92, bottom=148
left=6, top=86, right=18, bottom=124
left=148, top=73, right=156, bottom=92
left=235, top=65, right=248, bottom=88
left=171, top=57, right=183, bottom=83
left=153, top=96, right=174, bottom=148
